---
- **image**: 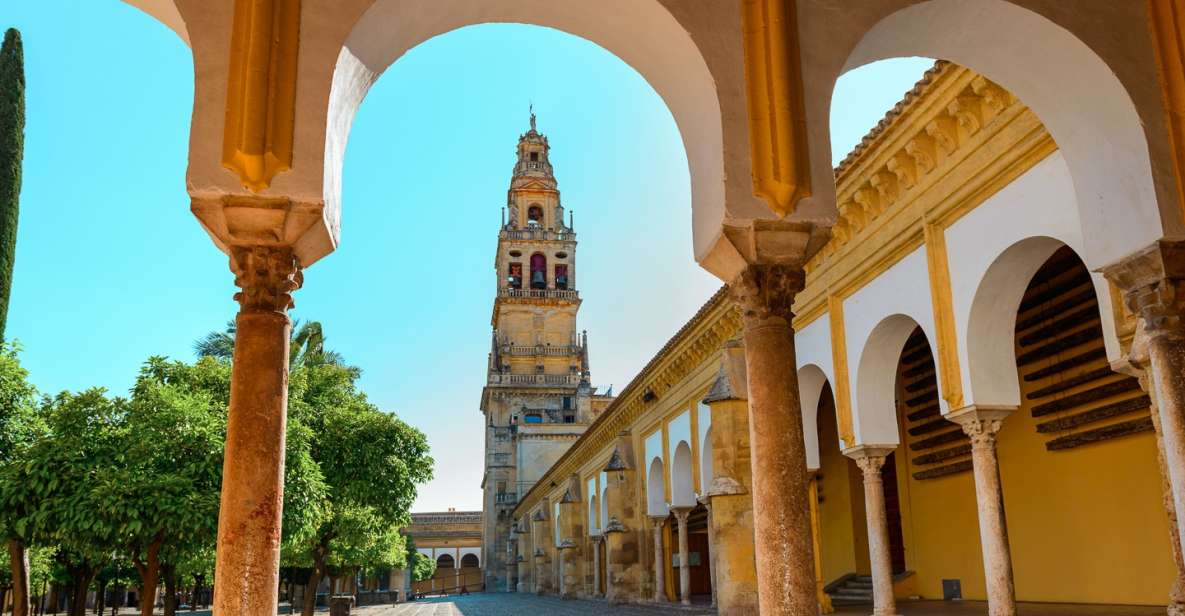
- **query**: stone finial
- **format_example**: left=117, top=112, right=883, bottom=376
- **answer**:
left=560, top=488, right=579, bottom=504
left=602, top=517, right=629, bottom=533
left=230, top=246, right=303, bottom=314
left=603, top=447, right=629, bottom=472
left=533, top=548, right=546, bottom=558
left=532, top=509, right=547, bottom=522
left=558, top=539, right=577, bottom=550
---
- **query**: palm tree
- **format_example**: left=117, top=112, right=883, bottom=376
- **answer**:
left=194, top=319, right=344, bottom=368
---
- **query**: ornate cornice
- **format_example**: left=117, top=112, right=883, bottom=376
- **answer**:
left=794, top=63, right=1052, bottom=330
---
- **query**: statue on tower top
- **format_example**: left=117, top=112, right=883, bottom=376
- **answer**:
left=529, top=103, right=537, bottom=132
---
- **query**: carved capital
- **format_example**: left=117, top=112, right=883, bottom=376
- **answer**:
left=670, top=506, right=693, bottom=524
left=843, top=445, right=894, bottom=479
left=229, top=246, right=303, bottom=314
left=1103, top=240, right=1185, bottom=341
left=729, top=264, right=805, bottom=326
left=946, top=405, right=1013, bottom=450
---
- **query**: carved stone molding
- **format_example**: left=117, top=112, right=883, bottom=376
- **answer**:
left=602, top=517, right=629, bottom=534
left=1102, top=240, right=1185, bottom=340
left=843, top=445, right=895, bottom=478
left=705, top=475, right=747, bottom=498
left=229, top=246, right=303, bottom=314
left=729, top=263, right=806, bottom=326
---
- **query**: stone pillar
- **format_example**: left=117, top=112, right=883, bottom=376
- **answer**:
left=808, top=475, right=834, bottom=614
left=602, top=439, right=643, bottom=604
left=506, top=539, right=517, bottom=592
left=700, top=500, right=718, bottom=608
left=650, top=516, right=667, bottom=602
left=730, top=264, right=817, bottom=615
left=671, top=507, right=692, bottom=605
left=559, top=539, right=581, bottom=599
left=213, top=246, right=302, bottom=616
left=844, top=446, right=900, bottom=616
left=1141, top=371, right=1185, bottom=616
left=948, top=406, right=1016, bottom=616
left=703, top=346, right=759, bottom=615
left=592, top=536, right=602, bottom=597
left=1105, top=241, right=1185, bottom=566
left=516, top=555, right=529, bottom=594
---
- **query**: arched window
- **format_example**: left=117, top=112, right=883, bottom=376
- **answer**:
left=527, top=205, right=543, bottom=226
left=460, top=554, right=479, bottom=568
left=436, top=554, right=455, bottom=569
left=530, top=253, right=547, bottom=289
left=554, top=264, right=568, bottom=290
left=507, top=262, right=522, bottom=289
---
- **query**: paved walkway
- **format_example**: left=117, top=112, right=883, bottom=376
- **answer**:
left=351, top=595, right=1165, bottom=615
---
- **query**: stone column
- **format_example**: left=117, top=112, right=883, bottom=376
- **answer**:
left=844, top=447, right=900, bottom=616
left=700, top=500, right=718, bottom=608
left=948, top=406, right=1016, bottom=616
left=592, top=536, right=602, bottom=597
left=213, top=247, right=302, bottom=616
left=1105, top=241, right=1185, bottom=565
left=730, top=264, right=817, bottom=615
left=671, top=507, right=692, bottom=605
left=650, top=516, right=667, bottom=602
left=506, top=539, right=517, bottom=592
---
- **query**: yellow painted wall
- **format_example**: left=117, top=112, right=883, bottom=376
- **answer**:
left=998, top=403, right=1173, bottom=604
left=888, top=372, right=1173, bottom=605
left=817, top=388, right=869, bottom=583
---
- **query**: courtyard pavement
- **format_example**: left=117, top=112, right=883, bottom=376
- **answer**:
left=346, top=595, right=1165, bottom=616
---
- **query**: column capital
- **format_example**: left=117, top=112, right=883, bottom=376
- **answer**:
left=670, top=506, right=693, bottom=523
left=1102, top=239, right=1185, bottom=340
left=729, top=263, right=806, bottom=326
left=649, top=515, right=668, bottom=526
left=947, top=405, right=1015, bottom=448
left=230, top=245, right=303, bottom=314
left=843, top=445, right=896, bottom=476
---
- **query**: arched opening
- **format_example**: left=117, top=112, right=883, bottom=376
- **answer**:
left=813, top=382, right=873, bottom=602
left=997, top=245, right=1172, bottom=604
left=507, top=261, right=523, bottom=290
left=529, top=253, right=547, bottom=290
left=527, top=205, right=543, bottom=227
left=670, top=441, right=695, bottom=508
left=700, top=425, right=713, bottom=495
left=647, top=457, right=667, bottom=516
left=839, top=0, right=1164, bottom=269
left=588, top=492, right=599, bottom=533
left=436, top=554, right=456, bottom=569
left=460, top=553, right=480, bottom=568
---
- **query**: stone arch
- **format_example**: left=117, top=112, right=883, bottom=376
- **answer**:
left=600, top=484, right=609, bottom=530
left=460, top=553, right=480, bottom=568
left=588, top=491, right=599, bottom=533
left=647, top=457, right=667, bottom=516
left=670, top=440, right=695, bottom=508
left=839, top=0, right=1164, bottom=268
left=854, top=314, right=922, bottom=445
left=700, top=425, right=714, bottom=495
left=436, top=553, right=455, bottom=569
left=963, top=235, right=1076, bottom=408
left=798, top=363, right=831, bottom=470
left=331, top=1, right=732, bottom=268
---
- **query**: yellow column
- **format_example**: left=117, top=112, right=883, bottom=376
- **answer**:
left=809, top=475, right=834, bottom=614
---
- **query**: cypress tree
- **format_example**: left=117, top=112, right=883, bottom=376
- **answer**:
left=0, top=28, right=23, bottom=341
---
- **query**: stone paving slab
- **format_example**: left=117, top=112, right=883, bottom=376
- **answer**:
left=350, top=596, right=1166, bottom=616
left=356, top=594, right=714, bottom=615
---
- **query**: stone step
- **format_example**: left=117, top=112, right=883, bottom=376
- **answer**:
left=830, top=592, right=872, bottom=601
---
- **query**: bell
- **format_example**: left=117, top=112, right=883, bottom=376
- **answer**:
left=531, top=270, right=546, bottom=288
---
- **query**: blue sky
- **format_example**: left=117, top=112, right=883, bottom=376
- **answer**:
left=2, top=2, right=931, bottom=512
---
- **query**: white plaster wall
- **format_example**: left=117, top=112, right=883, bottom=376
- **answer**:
left=947, top=151, right=1120, bottom=408
left=845, top=246, right=939, bottom=445
left=795, top=316, right=836, bottom=469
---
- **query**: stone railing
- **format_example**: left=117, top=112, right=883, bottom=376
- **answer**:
left=487, top=373, right=582, bottom=387
left=503, top=344, right=582, bottom=357
left=499, top=228, right=575, bottom=241
left=498, top=288, right=579, bottom=300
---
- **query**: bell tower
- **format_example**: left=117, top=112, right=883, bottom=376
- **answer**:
left=479, top=111, right=609, bottom=592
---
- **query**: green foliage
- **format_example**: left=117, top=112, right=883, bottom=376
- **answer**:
left=408, top=547, right=435, bottom=583
left=288, top=362, right=433, bottom=575
left=194, top=319, right=344, bottom=368
left=0, top=28, right=24, bottom=340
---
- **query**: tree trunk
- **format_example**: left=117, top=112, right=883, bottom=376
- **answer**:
left=1, top=586, right=10, bottom=616
left=301, top=547, right=327, bottom=616
left=67, top=567, right=95, bottom=616
left=8, top=538, right=31, bottom=616
left=133, top=539, right=163, bottom=616
left=160, top=565, right=176, bottom=616
left=94, top=581, right=106, bottom=616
